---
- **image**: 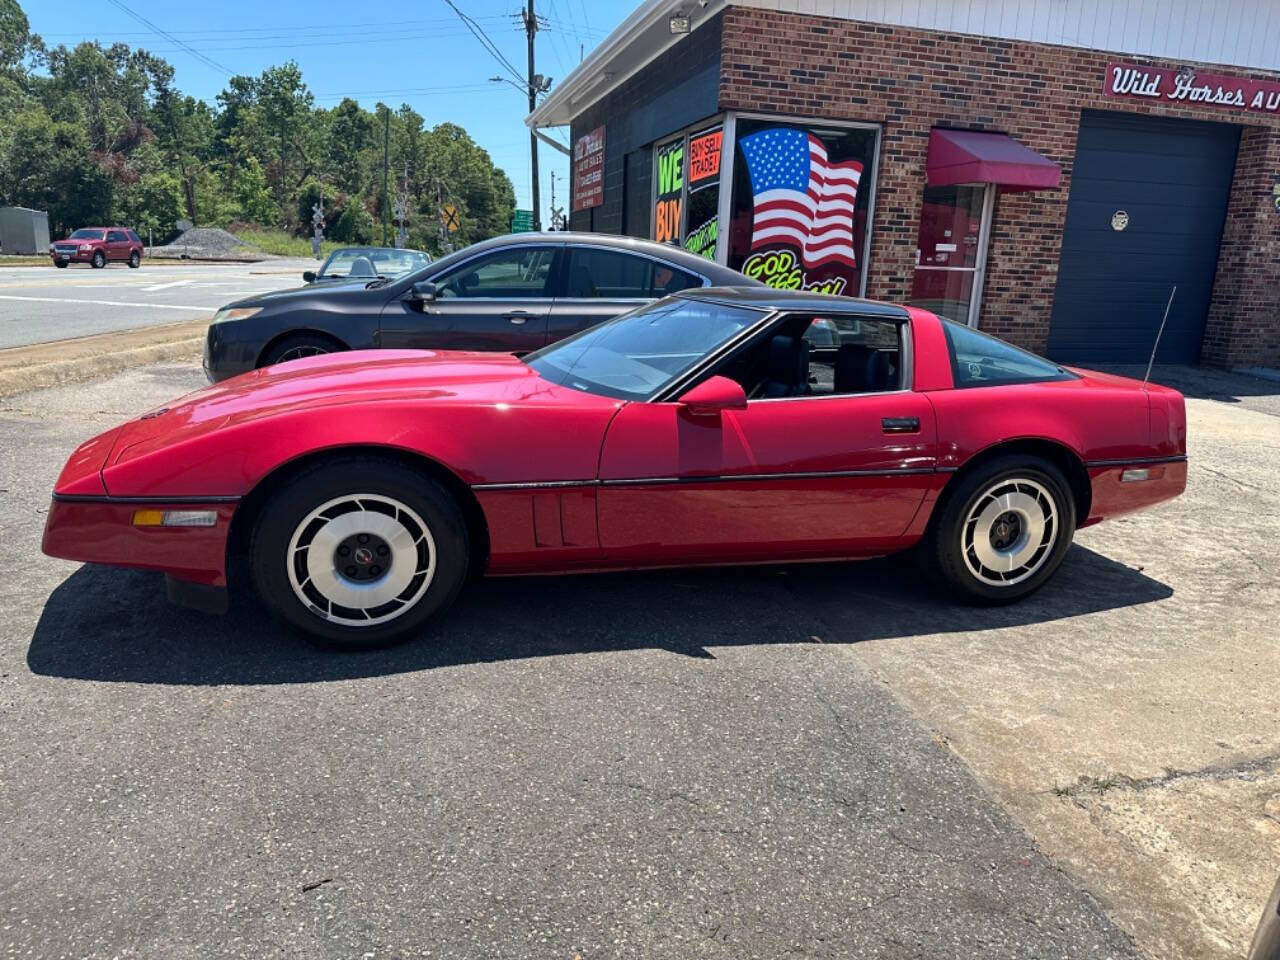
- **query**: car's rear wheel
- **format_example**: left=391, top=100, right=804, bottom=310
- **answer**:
left=250, top=458, right=470, bottom=649
left=921, top=454, right=1075, bottom=604
left=260, top=335, right=341, bottom=368
left=128, top=250, right=140, bottom=268
left=91, top=250, right=105, bottom=269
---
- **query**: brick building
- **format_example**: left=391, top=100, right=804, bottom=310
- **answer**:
left=528, top=0, right=1280, bottom=369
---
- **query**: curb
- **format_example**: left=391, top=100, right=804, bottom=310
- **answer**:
left=0, top=319, right=209, bottom=398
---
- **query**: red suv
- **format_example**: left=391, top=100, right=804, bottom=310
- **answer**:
left=50, top=227, right=144, bottom=269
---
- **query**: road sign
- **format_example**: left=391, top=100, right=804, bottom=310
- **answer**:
left=511, top=209, right=534, bottom=233
left=439, top=203, right=460, bottom=234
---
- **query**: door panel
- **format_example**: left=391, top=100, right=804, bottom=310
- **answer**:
left=597, top=393, right=937, bottom=564
left=380, top=245, right=558, bottom=352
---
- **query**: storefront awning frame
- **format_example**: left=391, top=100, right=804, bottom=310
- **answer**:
left=926, top=129, right=1062, bottom=192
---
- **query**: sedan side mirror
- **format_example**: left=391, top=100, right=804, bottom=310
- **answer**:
left=410, top=281, right=438, bottom=303
left=302, top=270, right=316, bottom=283
left=677, top=375, right=747, bottom=415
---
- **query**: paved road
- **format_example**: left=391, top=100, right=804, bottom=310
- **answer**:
left=0, top=259, right=314, bottom=349
left=0, top=364, right=1139, bottom=960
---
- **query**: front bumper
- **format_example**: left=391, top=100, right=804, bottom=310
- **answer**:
left=42, top=497, right=237, bottom=587
left=50, top=249, right=94, bottom=263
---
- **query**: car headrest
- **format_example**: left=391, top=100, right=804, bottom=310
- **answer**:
left=768, top=335, right=809, bottom=385
left=348, top=256, right=376, bottom=277
left=834, top=345, right=895, bottom=393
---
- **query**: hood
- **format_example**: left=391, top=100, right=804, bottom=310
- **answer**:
left=106, top=349, right=541, bottom=469
left=230, top=278, right=386, bottom=308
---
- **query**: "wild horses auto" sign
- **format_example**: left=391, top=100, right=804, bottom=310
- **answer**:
left=1106, top=63, right=1280, bottom=115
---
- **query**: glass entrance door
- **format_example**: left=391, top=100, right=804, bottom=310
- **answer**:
left=908, top=184, right=994, bottom=327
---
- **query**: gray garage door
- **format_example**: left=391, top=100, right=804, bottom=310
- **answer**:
left=1046, top=110, right=1240, bottom=364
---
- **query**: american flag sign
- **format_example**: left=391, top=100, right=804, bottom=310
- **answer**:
left=738, top=128, right=863, bottom=270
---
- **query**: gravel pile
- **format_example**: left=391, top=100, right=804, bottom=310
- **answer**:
left=149, top=227, right=273, bottom=261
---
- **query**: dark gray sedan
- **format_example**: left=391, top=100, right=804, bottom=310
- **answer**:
left=204, top=233, right=754, bottom=382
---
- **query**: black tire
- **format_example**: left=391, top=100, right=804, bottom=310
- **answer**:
left=128, top=250, right=141, bottom=268
left=259, top=334, right=341, bottom=368
left=53, top=260, right=67, bottom=268
left=91, top=250, right=105, bottom=269
left=250, top=457, right=470, bottom=650
left=919, top=454, right=1076, bottom=605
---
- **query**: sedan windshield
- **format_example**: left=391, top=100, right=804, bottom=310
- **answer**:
left=525, top=297, right=765, bottom=400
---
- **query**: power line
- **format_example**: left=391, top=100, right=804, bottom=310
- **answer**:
left=440, top=0, right=526, bottom=88
left=100, top=0, right=233, bottom=76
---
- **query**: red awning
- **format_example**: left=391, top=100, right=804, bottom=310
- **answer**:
left=926, top=129, right=1062, bottom=192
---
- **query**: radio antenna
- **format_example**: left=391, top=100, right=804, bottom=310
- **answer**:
left=1143, top=286, right=1177, bottom=388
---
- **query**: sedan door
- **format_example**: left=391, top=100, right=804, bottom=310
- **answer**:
left=379, top=244, right=560, bottom=353
left=546, top=245, right=706, bottom=345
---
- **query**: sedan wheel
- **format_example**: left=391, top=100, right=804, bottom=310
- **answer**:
left=259, top=335, right=341, bottom=368
left=250, top=458, right=470, bottom=649
left=921, top=454, right=1076, bottom=604
left=275, top=343, right=330, bottom=363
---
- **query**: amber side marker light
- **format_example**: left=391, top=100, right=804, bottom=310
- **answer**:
left=132, top=509, right=218, bottom=527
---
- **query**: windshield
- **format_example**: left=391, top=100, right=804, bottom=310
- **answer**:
left=69, top=229, right=104, bottom=240
left=525, top=297, right=766, bottom=401
left=320, top=248, right=428, bottom=279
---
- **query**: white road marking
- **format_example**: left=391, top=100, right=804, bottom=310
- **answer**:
left=0, top=295, right=221, bottom=311
left=142, top=279, right=195, bottom=291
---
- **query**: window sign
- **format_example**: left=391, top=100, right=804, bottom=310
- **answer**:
left=653, top=139, right=684, bottom=244
left=727, top=120, right=877, bottom=296
left=683, top=127, right=722, bottom=260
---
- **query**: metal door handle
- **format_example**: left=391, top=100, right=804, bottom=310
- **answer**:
left=882, top=416, right=920, bottom=433
left=504, top=311, right=532, bottom=325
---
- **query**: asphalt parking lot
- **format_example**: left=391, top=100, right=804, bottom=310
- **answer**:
left=0, top=260, right=312, bottom=348
left=1, top=359, right=1277, bottom=959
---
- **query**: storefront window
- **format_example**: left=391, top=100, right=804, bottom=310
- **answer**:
left=727, top=119, right=878, bottom=297
left=684, top=127, right=721, bottom=260
left=653, top=139, right=684, bottom=245
left=908, top=184, right=992, bottom=326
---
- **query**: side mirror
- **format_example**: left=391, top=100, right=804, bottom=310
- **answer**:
left=677, top=375, right=747, bottom=415
left=302, top=270, right=316, bottom=283
left=410, top=280, right=438, bottom=303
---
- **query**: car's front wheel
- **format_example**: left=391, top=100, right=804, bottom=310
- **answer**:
left=53, top=260, right=67, bottom=268
left=921, top=454, right=1076, bottom=604
left=91, top=250, right=105, bottom=269
left=260, top=335, right=341, bottom=368
left=250, top=458, right=470, bottom=649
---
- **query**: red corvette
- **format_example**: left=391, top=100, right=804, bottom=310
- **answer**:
left=43, top=289, right=1187, bottom=648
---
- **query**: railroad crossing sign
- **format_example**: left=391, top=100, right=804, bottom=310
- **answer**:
left=439, top=202, right=460, bottom=235
left=511, top=209, right=534, bottom=233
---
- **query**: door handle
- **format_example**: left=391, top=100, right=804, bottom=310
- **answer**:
left=503, top=311, right=532, bottom=325
left=882, top=416, right=920, bottom=433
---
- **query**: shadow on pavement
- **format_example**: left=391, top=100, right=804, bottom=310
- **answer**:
left=29, top=544, right=1171, bottom=686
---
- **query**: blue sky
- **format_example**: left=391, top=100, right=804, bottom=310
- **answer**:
left=24, top=0, right=638, bottom=226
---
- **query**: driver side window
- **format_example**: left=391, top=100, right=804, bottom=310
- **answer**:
left=713, top=313, right=904, bottom=399
left=436, top=246, right=557, bottom=299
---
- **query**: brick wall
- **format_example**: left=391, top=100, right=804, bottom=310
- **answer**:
left=718, top=7, right=1280, bottom=364
left=1201, top=127, right=1280, bottom=367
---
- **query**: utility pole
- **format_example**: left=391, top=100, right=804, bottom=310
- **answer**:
left=549, top=171, right=556, bottom=230
left=523, top=0, right=542, bottom=231
left=382, top=106, right=391, bottom=246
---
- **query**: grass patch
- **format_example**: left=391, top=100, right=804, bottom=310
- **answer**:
left=0, top=255, right=52, bottom=266
left=232, top=226, right=341, bottom=259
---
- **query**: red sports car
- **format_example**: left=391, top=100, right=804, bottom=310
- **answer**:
left=43, top=289, right=1187, bottom=649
